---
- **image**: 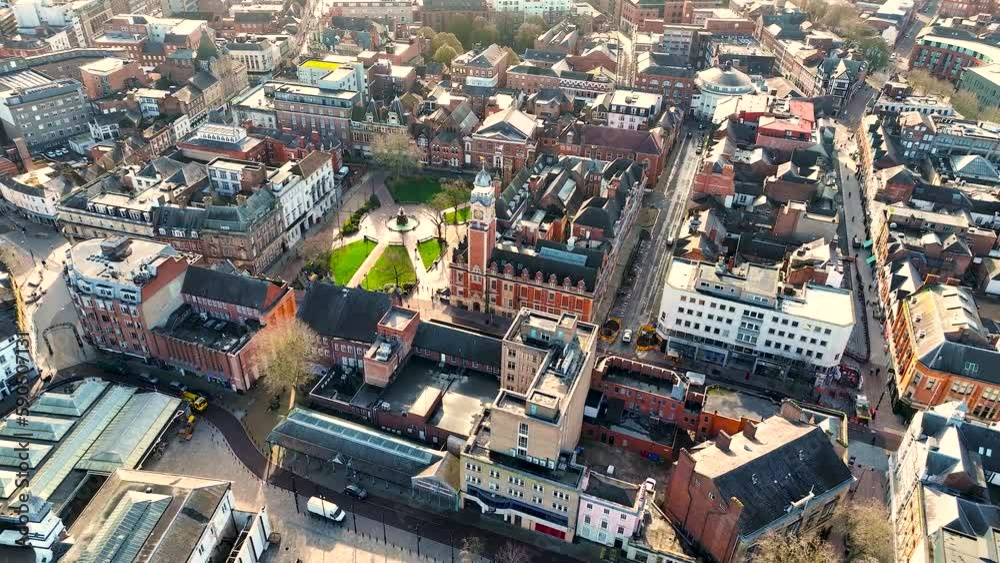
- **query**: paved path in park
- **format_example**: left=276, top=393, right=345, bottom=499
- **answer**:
left=344, top=174, right=461, bottom=293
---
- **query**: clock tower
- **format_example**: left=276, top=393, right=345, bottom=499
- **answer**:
left=468, top=165, right=496, bottom=275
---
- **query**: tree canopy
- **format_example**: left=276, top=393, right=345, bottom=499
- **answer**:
left=834, top=499, right=894, bottom=563
left=431, top=32, right=464, bottom=55
left=753, top=530, right=837, bottom=563
left=434, top=45, right=459, bottom=65
left=372, top=132, right=423, bottom=180
left=254, top=318, right=320, bottom=393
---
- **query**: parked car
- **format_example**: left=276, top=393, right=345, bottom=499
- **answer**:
left=622, top=329, right=633, bottom=344
left=140, top=372, right=159, bottom=386
left=306, top=497, right=346, bottom=522
left=344, top=484, right=369, bottom=499
left=695, top=147, right=702, bottom=155
left=168, top=380, right=188, bottom=393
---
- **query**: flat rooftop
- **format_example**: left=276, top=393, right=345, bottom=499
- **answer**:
left=380, top=308, right=416, bottom=330
left=154, top=304, right=256, bottom=354
left=602, top=364, right=684, bottom=399
left=702, top=387, right=778, bottom=423
left=68, top=237, right=177, bottom=284
left=584, top=473, right=640, bottom=507
left=79, top=57, right=128, bottom=75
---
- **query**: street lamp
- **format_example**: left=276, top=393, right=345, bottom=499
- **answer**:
left=415, top=524, right=421, bottom=558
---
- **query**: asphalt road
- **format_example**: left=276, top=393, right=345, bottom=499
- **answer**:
left=603, top=123, right=701, bottom=354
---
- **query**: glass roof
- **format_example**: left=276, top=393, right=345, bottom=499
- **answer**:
left=287, top=409, right=434, bottom=465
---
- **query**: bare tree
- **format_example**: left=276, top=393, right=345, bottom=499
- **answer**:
left=753, top=530, right=836, bottom=563
left=439, top=180, right=472, bottom=226
left=834, top=499, right=894, bottom=563
left=459, top=536, right=485, bottom=563
left=383, top=246, right=412, bottom=289
left=253, top=318, right=320, bottom=402
left=372, top=131, right=422, bottom=181
left=428, top=192, right=450, bottom=241
left=494, top=541, right=532, bottom=563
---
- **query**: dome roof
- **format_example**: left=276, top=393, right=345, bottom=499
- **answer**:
left=474, top=165, right=492, bottom=188
left=697, top=66, right=753, bottom=89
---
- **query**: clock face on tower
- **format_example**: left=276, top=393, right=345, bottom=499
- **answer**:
left=474, top=210, right=484, bottom=220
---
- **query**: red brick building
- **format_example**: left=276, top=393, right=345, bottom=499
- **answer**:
left=938, top=0, right=999, bottom=17
left=298, top=283, right=394, bottom=369
left=621, top=0, right=691, bottom=34
left=506, top=65, right=561, bottom=94
left=79, top=57, right=145, bottom=100
left=466, top=107, right=538, bottom=182
left=665, top=406, right=853, bottom=563
left=450, top=159, right=647, bottom=322
left=635, top=52, right=695, bottom=110
left=149, top=265, right=297, bottom=390
left=66, top=237, right=192, bottom=360
left=558, top=123, right=671, bottom=184
left=65, top=236, right=296, bottom=390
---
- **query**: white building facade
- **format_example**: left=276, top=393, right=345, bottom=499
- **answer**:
left=0, top=166, right=61, bottom=225
left=607, top=90, right=663, bottom=131
left=656, top=259, right=855, bottom=379
left=691, top=65, right=757, bottom=120
left=268, top=152, right=338, bottom=247
left=487, top=0, right=572, bottom=17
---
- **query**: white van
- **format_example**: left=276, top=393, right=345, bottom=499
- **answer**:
left=306, top=497, right=346, bottom=522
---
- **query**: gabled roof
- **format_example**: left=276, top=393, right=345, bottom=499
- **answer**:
left=181, top=265, right=286, bottom=312
left=412, top=321, right=501, bottom=366
left=695, top=416, right=853, bottom=537
left=475, top=107, right=537, bottom=142
left=575, top=124, right=664, bottom=155
left=298, top=283, right=392, bottom=343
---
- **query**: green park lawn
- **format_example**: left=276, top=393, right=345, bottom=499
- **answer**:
left=444, top=207, right=470, bottom=224
left=363, top=245, right=417, bottom=290
left=329, top=238, right=377, bottom=285
left=387, top=176, right=443, bottom=204
left=417, top=238, right=444, bottom=270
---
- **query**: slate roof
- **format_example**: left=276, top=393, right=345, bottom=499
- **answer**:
left=412, top=321, right=501, bottom=367
left=694, top=416, right=853, bottom=537
left=292, top=150, right=331, bottom=178
left=819, top=56, right=865, bottom=81
left=181, top=265, right=281, bottom=311
left=298, top=283, right=391, bottom=343
left=907, top=285, right=1000, bottom=384
left=522, top=49, right=566, bottom=64
left=491, top=242, right=600, bottom=291
left=576, top=125, right=664, bottom=155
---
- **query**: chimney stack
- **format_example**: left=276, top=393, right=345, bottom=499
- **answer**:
left=742, top=421, right=757, bottom=441
left=779, top=400, right=804, bottom=423
left=13, top=137, right=33, bottom=173
left=716, top=430, right=732, bottom=452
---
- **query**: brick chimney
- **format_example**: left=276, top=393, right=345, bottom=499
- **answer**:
left=716, top=430, right=732, bottom=452
left=13, top=137, right=33, bottom=172
left=742, top=421, right=757, bottom=441
left=779, top=400, right=804, bottom=423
